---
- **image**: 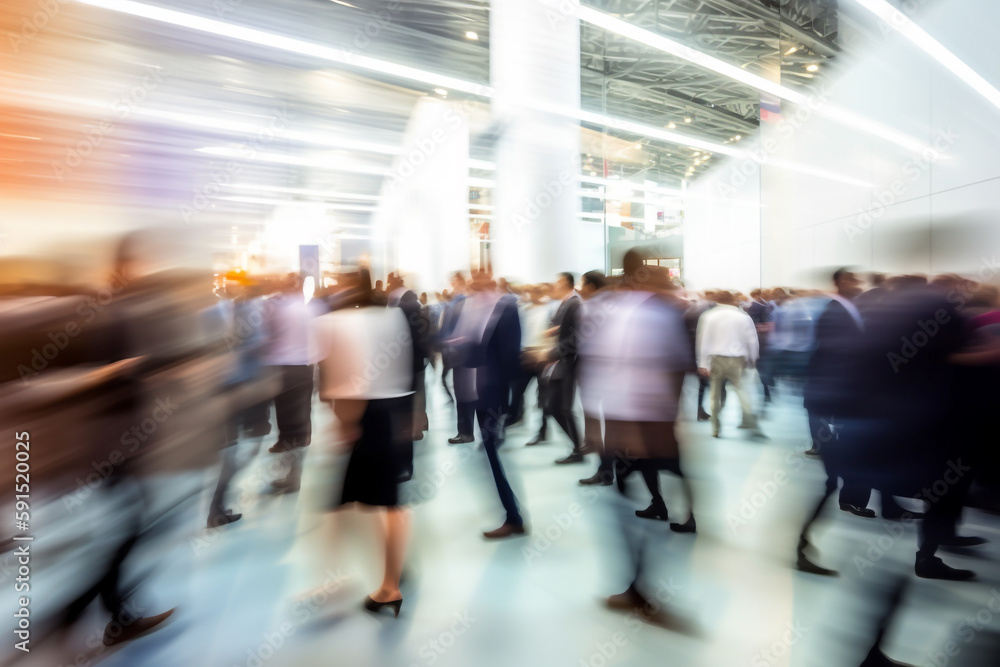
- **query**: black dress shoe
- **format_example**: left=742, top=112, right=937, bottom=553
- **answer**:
left=840, top=503, right=876, bottom=518
left=483, top=522, right=527, bottom=539
left=103, top=608, right=175, bottom=646
left=207, top=509, right=242, bottom=528
left=635, top=503, right=669, bottom=521
left=525, top=434, right=547, bottom=446
left=579, top=474, right=613, bottom=486
left=796, top=553, right=838, bottom=577
left=555, top=453, right=585, bottom=464
left=364, top=595, right=402, bottom=618
left=696, top=408, right=710, bottom=422
left=669, top=516, right=697, bottom=533
left=915, top=554, right=975, bottom=580
left=447, top=434, right=474, bottom=445
left=804, top=447, right=821, bottom=457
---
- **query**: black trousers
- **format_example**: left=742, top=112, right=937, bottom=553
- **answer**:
left=479, top=405, right=522, bottom=526
left=273, top=365, right=314, bottom=448
left=549, top=371, right=581, bottom=452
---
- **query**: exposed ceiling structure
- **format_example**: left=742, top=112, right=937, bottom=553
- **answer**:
left=1, top=0, right=887, bottom=258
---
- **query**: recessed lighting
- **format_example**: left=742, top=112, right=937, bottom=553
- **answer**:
left=683, top=117, right=692, bottom=123
left=806, top=64, right=819, bottom=72
left=465, top=31, right=479, bottom=40
left=785, top=46, right=798, bottom=56
left=734, top=135, right=741, bottom=140
left=633, top=143, right=642, bottom=149
left=667, top=122, right=676, bottom=129
left=434, top=87, right=448, bottom=96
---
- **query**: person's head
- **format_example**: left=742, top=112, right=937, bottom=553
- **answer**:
left=386, top=272, right=404, bottom=291
left=449, top=272, right=467, bottom=294
left=374, top=279, right=384, bottom=292
left=832, top=267, right=862, bottom=299
left=552, top=272, right=575, bottom=299
left=714, top=290, right=736, bottom=306
left=770, top=287, right=789, bottom=304
left=750, top=288, right=762, bottom=300
left=470, top=269, right=495, bottom=293
left=419, top=291, right=428, bottom=305
left=869, top=272, right=886, bottom=288
left=621, top=249, right=646, bottom=289
left=579, top=270, right=607, bottom=299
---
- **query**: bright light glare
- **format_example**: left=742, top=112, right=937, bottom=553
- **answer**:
left=850, top=0, right=1000, bottom=112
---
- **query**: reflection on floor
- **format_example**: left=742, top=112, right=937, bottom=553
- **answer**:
left=17, top=375, right=1000, bottom=667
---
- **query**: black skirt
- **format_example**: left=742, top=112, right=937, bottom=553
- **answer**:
left=336, top=395, right=413, bottom=508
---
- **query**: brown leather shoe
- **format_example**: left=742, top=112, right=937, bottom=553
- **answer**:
left=483, top=523, right=526, bottom=539
left=103, top=608, right=175, bottom=646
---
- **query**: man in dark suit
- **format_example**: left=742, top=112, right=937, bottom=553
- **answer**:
left=797, top=268, right=872, bottom=576
left=548, top=272, right=585, bottom=464
left=452, top=272, right=526, bottom=539
left=387, top=272, right=430, bottom=448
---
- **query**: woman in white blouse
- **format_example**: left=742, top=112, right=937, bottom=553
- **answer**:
left=315, top=270, right=414, bottom=617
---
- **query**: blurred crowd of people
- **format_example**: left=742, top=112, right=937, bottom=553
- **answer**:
left=4, top=229, right=1000, bottom=667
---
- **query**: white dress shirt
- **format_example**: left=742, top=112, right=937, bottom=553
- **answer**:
left=315, top=307, right=413, bottom=400
left=696, top=304, right=759, bottom=369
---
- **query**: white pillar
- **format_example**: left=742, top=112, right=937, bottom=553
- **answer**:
left=490, top=0, right=589, bottom=283
left=372, top=97, right=471, bottom=293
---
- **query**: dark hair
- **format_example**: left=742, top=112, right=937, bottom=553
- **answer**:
left=832, top=267, right=854, bottom=284
left=581, top=270, right=607, bottom=291
left=558, top=272, right=575, bottom=289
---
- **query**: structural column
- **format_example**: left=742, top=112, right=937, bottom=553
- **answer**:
left=490, top=0, right=586, bottom=282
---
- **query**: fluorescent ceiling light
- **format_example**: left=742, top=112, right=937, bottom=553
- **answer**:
left=197, top=147, right=391, bottom=174
left=227, top=184, right=381, bottom=200
left=76, top=0, right=489, bottom=96
left=465, top=31, right=479, bottom=40
left=850, top=0, right=1000, bottom=112
left=221, top=196, right=375, bottom=211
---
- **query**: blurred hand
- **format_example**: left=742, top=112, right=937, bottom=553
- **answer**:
left=698, top=367, right=710, bottom=377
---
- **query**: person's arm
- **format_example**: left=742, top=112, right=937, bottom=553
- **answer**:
left=744, top=313, right=759, bottom=367
left=696, top=312, right=710, bottom=375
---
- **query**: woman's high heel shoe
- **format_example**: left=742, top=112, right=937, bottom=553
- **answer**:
left=364, top=595, right=403, bottom=618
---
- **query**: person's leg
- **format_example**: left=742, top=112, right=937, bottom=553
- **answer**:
left=272, top=367, right=294, bottom=447
left=288, top=365, right=314, bottom=447
left=662, top=457, right=696, bottom=530
left=796, top=442, right=840, bottom=576
left=479, top=407, right=523, bottom=527
left=551, top=377, right=582, bottom=454
left=441, top=363, right=454, bottom=403
left=709, top=359, right=724, bottom=436
left=456, top=401, right=474, bottom=437
left=635, top=463, right=668, bottom=520
left=371, top=507, right=410, bottom=603
left=726, top=359, right=756, bottom=428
